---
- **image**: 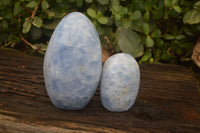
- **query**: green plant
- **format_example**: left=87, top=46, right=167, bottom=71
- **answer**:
left=0, top=0, right=199, bottom=64
left=0, top=0, right=77, bottom=54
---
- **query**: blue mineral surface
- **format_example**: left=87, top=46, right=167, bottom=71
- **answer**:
left=43, top=12, right=102, bottom=110
left=100, top=53, right=140, bottom=112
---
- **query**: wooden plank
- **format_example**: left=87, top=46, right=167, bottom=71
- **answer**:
left=0, top=48, right=200, bottom=133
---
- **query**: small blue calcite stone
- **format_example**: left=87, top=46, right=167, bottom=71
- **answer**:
left=43, top=12, right=102, bottom=110
left=100, top=53, right=140, bottom=112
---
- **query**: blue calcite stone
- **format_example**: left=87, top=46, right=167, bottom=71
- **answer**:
left=100, top=53, right=140, bottom=112
left=43, top=12, right=102, bottom=110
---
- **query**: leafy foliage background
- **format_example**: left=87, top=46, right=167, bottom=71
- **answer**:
left=0, top=0, right=200, bottom=64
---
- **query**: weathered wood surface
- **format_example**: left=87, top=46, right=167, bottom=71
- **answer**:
left=0, top=48, right=200, bottom=133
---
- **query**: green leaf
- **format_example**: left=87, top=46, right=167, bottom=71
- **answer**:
left=50, top=9, right=65, bottom=18
left=164, top=34, right=175, bottom=40
left=115, top=20, right=122, bottom=27
left=152, top=10, right=163, bottom=20
left=130, top=10, right=142, bottom=20
left=92, top=20, right=97, bottom=27
left=146, top=35, right=154, bottom=47
left=132, top=0, right=145, bottom=12
left=139, top=51, right=152, bottom=63
left=85, top=0, right=93, bottom=3
left=161, top=51, right=171, bottom=60
left=173, top=6, right=182, bottom=13
left=42, top=19, right=60, bottom=30
left=155, top=38, right=164, bottom=47
left=181, top=42, right=193, bottom=50
left=122, top=19, right=131, bottom=29
left=22, top=19, right=32, bottom=33
left=143, top=11, right=150, bottom=22
left=2, top=20, right=8, bottom=29
left=175, top=35, right=185, bottom=40
left=183, top=9, right=200, bottom=24
left=168, top=9, right=179, bottom=17
left=119, top=7, right=128, bottom=17
left=142, top=23, right=150, bottom=35
left=27, top=1, right=37, bottom=8
left=42, top=29, right=53, bottom=37
left=164, top=10, right=169, bottom=19
left=110, top=0, right=119, bottom=8
left=158, top=0, right=164, bottom=9
left=4, top=36, right=14, bottom=46
left=42, top=0, right=49, bottom=9
left=151, top=29, right=161, bottom=38
left=30, top=26, right=42, bottom=40
left=41, top=44, right=48, bottom=51
left=112, top=5, right=122, bottom=14
left=97, top=17, right=108, bottom=24
left=44, top=10, right=55, bottom=18
left=183, top=27, right=193, bottom=36
left=96, top=11, right=102, bottom=18
left=76, top=0, right=83, bottom=7
left=32, top=16, right=43, bottom=28
left=132, top=18, right=143, bottom=32
left=87, top=8, right=96, bottom=18
left=145, top=0, right=153, bottom=11
left=2, top=0, right=10, bottom=6
left=96, top=24, right=104, bottom=35
left=4, top=41, right=13, bottom=47
left=194, top=1, right=200, bottom=9
left=97, top=0, right=109, bottom=5
left=164, top=0, right=172, bottom=7
left=14, top=4, right=22, bottom=16
left=115, top=14, right=121, bottom=21
left=149, top=58, right=154, bottom=63
left=172, top=0, right=179, bottom=6
left=116, top=27, right=143, bottom=57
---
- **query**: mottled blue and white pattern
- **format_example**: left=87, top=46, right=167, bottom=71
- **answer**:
left=43, top=12, right=102, bottom=110
left=100, top=53, right=140, bottom=112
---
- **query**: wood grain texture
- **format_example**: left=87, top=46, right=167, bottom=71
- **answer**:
left=0, top=48, right=200, bottom=133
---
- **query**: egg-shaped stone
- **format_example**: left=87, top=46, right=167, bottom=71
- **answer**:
left=100, top=53, right=140, bottom=112
left=43, top=12, right=102, bottom=110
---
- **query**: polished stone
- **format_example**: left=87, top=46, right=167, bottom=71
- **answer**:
left=100, top=53, right=140, bottom=112
left=44, top=12, right=102, bottom=110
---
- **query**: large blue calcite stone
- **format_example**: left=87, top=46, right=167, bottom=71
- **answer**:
left=43, top=12, right=102, bottom=110
left=100, top=53, right=140, bottom=112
